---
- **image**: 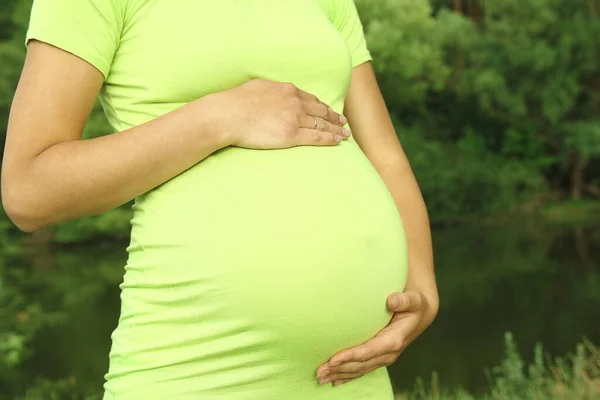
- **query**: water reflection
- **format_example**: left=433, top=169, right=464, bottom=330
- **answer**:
left=389, top=222, right=600, bottom=395
left=1, top=221, right=599, bottom=397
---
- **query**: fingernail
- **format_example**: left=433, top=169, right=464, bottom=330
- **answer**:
left=334, top=135, right=342, bottom=143
left=339, top=115, right=347, bottom=124
left=342, top=128, right=351, bottom=137
left=329, top=360, right=341, bottom=367
left=333, top=380, right=343, bottom=387
left=389, top=297, right=398, bottom=309
left=317, top=370, right=329, bottom=380
left=319, top=377, right=332, bottom=385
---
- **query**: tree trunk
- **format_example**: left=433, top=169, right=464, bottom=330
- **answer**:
left=570, top=151, right=584, bottom=200
left=468, top=0, right=484, bottom=24
left=587, top=0, right=599, bottom=16
left=583, top=184, right=600, bottom=197
left=455, top=0, right=463, bottom=14
left=467, top=0, right=478, bottom=19
left=573, top=226, right=591, bottom=272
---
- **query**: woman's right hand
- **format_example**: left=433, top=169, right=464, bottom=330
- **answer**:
left=217, top=79, right=351, bottom=150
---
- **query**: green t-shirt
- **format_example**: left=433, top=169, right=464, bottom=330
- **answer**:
left=26, top=0, right=373, bottom=132
left=26, top=1, right=408, bottom=399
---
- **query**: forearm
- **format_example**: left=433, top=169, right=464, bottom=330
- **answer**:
left=344, top=63, right=438, bottom=330
left=380, top=163, right=439, bottom=328
left=7, top=93, right=230, bottom=232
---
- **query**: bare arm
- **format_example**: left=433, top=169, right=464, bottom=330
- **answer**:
left=1, top=41, right=232, bottom=232
left=313, top=62, right=439, bottom=382
left=344, top=61, right=439, bottom=326
left=1, top=41, right=348, bottom=233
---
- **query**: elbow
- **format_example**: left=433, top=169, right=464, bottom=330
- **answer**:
left=2, top=200, right=45, bottom=233
left=417, top=286, right=439, bottom=328
left=1, top=180, right=47, bottom=233
left=427, top=291, right=440, bottom=325
left=429, top=296, right=440, bottom=322
left=15, top=218, right=44, bottom=234
left=15, top=221, right=42, bottom=234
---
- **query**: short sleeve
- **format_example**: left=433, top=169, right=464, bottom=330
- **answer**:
left=25, top=0, right=125, bottom=80
left=329, top=0, right=372, bottom=68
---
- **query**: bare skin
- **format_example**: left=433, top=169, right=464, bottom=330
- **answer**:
left=1, top=40, right=438, bottom=389
left=315, top=62, right=439, bottom=387
left=1, top=40, right=349, bottom=232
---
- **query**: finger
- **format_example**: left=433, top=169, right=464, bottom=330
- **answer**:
left=329, top=353, right=398, bottom=376
left=318, top=352, right=401, bottom=386
left=318, top=370, right=363, bottom=385
left=332, top=379, right=353, bottom=387
left=326, top=372, right=363, bottom=382
left=325, top=364, right=379, bottom=385
left=295, top=87, right=323, bottom=104
left=302, top=101, right=347, bottom=126
left=296, top=128, right=342, bottom=146
left=295, top=87, right=348, bottom=126
left=318, top=118, right=349, bottom=138
left=299, top=114, right=349, bottom=139
left=318, top=353, right=399, bottom=383
left=322, top=354, right=398, bottom=384
left=387, top=290, right=424, bottom=313
left=329, top=333, right=403, bottom=365
left=316, top=362, right=330, bottom=378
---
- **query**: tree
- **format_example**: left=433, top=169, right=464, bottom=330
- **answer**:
left=438, top=0, right=600, bottom=199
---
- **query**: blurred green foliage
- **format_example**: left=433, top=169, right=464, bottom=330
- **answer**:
left=358, top=0, right=600, bottom=216
left=0, top=0, right=599, bottom=398
left=1, top=0, right=600, bottom=237
left=395, top=333, right=600, bottom=399
left=1, top=219, right=599, bottom=398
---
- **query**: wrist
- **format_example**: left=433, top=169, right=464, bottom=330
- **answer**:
left=405, top=286, right=439, bottom=324
left=420, top=290, right=439, bottom=326
left=189, top=91, right=237, bottom=149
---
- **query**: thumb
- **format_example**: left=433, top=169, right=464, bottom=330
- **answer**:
left=387, top=290, right=424, bottom=313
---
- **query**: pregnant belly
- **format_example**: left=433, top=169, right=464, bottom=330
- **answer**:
left=105, top=139, right=408, bottom=398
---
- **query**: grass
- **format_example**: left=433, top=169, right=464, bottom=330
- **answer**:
left=8, top=333, right=600, bottom=399
left=394, top=332, right=599, bottom=400
left=539, top=200, right=600, bottom=225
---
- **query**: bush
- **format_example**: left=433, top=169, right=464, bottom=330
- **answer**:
left=398, top=123, right=544, bottom=220
left=395, top=333, right=600, bottom=400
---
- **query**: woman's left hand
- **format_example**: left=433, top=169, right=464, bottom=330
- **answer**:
left=315, top=290, right=432, bottom=387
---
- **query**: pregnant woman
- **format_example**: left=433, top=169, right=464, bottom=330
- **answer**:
left=2, top=0, right=439, bottom=398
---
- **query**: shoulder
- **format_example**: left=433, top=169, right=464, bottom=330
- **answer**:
left=314, top=0, right=363, bottom=27
left=26, top=0, right=134, bottom=79
left=28, top=0, right=129, bottom=26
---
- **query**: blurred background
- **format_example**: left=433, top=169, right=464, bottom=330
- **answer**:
left=1, top=0, right=599, bottom=399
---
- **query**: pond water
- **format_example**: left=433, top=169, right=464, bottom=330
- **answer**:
left=3, top=220, right=600, bottom=397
